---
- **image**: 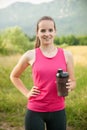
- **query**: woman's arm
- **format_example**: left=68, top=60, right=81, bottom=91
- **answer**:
left=64, top=50, right=76, bottom=92
left=10, top=51, right=40, bottom=98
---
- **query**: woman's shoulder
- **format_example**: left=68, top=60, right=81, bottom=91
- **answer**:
left=19, top=49, right=35, bottom=62
left=22, top=49, right=37, bottom=65
left=23, top=48, right=36, bottom=56
left=63, top=49, right=72, bottom=56
left=63, top=49, right=73, bottom=63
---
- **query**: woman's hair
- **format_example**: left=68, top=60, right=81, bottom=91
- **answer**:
left=34, top=16, right=56, bottom=48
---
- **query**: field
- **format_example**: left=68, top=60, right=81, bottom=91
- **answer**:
left=0, top=46, right=87, bottom=130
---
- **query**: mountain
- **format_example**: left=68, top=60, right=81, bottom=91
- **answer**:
left=0, top=0, right=87, bottom=36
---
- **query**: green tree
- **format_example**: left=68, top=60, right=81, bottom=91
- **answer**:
left=78, top=36, right=87, bottom=45
left=59, top=36, right=67, bottom=45
left=54, top=36, right=60, bottom=45
left=0, top=26, right=34, bottom=54
left=66, top=35, right=79, bottom=45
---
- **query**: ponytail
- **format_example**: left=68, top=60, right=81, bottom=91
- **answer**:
left=34, top=37, right=40, bottom=48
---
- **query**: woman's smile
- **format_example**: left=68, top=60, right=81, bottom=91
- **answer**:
left=43, top=36, right=51, bottom=41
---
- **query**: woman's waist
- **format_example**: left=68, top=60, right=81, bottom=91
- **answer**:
left=27, top=97, right=65, bottom=112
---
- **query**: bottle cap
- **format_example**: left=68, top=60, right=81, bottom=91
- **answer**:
left=58, top=69, right=63, bottom=73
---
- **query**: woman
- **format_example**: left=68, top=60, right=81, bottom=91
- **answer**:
left=10, top=16, right=76, bottom=130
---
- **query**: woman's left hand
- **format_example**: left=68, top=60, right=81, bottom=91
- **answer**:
left=66, top=79, right=73, bottom=92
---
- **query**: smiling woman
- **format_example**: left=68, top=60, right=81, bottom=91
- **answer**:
left=0, top=0, right=54, bottom=9
left=10, top=16, right=76, bottom=130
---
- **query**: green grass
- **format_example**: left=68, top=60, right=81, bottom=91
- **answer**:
left=66, top=65, right=87, bottom=130
left=0, top=65, right=32, bottom=127
left=0, top=46, right=87, bottom=130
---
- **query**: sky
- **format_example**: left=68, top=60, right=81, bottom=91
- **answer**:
left=0, top=0, right=54, bottom=9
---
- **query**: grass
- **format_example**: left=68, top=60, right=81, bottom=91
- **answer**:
left=0, top=46, right=87, bottom=130
left=66, top=65, right=87, bottom=130
left=65, top=46, right=87, bottom=130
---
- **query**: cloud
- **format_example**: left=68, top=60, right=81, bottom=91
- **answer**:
left=0, top=0, right=54, bottom=9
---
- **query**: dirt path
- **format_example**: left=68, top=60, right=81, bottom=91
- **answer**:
left=0, top=123, right=74, bottom=130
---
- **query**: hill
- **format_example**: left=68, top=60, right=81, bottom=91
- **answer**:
left=0, top=0, right=87, bottom=36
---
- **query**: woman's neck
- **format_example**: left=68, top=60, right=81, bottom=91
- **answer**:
left=40, top=44, right=56, bottom=53
left=39, top=44, right=57, bottom=57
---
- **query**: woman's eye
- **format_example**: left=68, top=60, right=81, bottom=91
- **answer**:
left=49, top=29, right=53, bottom=32
left=40, top=29, right=46, bottom=33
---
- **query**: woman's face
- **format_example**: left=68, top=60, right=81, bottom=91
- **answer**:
left=37, top=20, right=56, bottom=46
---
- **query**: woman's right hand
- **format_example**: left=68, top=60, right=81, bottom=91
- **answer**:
left=26, top=86, right=40, bottom=99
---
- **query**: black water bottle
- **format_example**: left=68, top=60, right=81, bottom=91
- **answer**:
left=56, top=69, right=69, bottom=96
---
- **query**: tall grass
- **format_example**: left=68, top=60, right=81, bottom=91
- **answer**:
left=0, top=46, right=87, bottom=130
left=66, top=65, right=87, bottom=130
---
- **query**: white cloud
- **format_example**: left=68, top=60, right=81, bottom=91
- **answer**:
left=0, top=0, right=54, bottom=9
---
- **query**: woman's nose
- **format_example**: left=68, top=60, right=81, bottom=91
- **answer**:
left=45, top=31, right=49, bottom=36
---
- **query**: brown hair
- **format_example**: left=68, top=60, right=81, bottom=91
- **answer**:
left=34, top=16, right=56, bottom=48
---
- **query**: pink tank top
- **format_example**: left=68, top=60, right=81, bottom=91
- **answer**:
left=27, top=48, right=67, bottom=112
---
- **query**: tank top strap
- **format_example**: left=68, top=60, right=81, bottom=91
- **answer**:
left=35, top=48, right=41, bottom=61
left=57, top=47, right=66, bottom=64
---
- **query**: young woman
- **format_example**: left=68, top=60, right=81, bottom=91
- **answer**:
left=10, top=16, right=76, bottom=130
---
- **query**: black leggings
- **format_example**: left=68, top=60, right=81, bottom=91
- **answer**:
left=25, top=109, right=66, bottom=130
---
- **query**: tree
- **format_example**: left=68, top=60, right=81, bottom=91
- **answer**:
left=0, top=26, right=34, bottom=54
